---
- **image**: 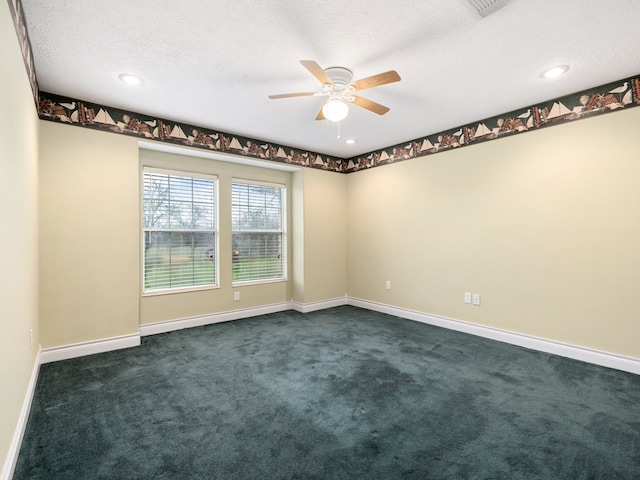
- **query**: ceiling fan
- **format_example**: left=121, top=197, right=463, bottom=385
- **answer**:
left=268, top=60, right=401, bottom=122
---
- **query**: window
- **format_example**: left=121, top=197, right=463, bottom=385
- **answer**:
left=231, top=180, right=286, bottom=284
left=143, top=168, right=217, bottom=293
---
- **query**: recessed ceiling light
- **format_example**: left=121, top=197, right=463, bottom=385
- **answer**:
left=345, top=139, right=357, bottom=145
left=541, top=65, right=570, bottom=79
left=118, top=73, right=144, bottom=86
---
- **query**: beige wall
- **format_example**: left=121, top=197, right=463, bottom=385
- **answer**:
left=347, top=107, right=640, bottom=358
left=39, top=123, right=140, bottom=347
left=139, top=149, right=294, bottom=325
left=0, top=1, right=40, bottom=472
left=36, top=104, right=640, bottom=359
left=37, top=124, right=349, bottom=339
left=292, top=167, right=347, bottom=304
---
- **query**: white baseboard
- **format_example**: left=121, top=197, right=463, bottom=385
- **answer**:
left=34, top=297, right=640, bottom=376
left=139, top=301, right=291, bottom=336
left=348, top=297, right=640, bottom=375
left=290, top=296, right=348, bottom=313
left=1, top=347, right=41, bottom=480
left=40, top=333, right=140, bottom=364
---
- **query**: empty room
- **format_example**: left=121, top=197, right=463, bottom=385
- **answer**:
left=2, top=0, right=640, bottom=478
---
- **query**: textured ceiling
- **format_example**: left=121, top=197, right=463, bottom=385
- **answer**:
left=21, top=0, right=640, bottom=158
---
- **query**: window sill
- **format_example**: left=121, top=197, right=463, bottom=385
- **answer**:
left=231, top=277, right=288, bottom=287
left=142, top=284, right=220, bottom=297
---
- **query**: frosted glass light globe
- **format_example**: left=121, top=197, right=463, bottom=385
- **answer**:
left=322, top=98, right=349, bottom=122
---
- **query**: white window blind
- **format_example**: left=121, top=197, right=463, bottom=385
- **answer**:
left=231, top=180, right=286, bottom=283
left=143, top=168, right=217, bottom=292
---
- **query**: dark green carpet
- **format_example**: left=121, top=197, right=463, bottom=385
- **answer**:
left=14, top=306, right=640, bottom=479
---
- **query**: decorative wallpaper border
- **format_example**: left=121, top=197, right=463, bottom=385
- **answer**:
left=6, top=0, right=38, bottom=105
left=37, top=91, right=344, bottom=172
left=38, top=75, right=640, bottom=175
left=345, top=75, right=640, bottom=172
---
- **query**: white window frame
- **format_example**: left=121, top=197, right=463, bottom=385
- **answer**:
left=142, top=167, right=219, bottom=295
left=231, top=178, right=287, bottom=285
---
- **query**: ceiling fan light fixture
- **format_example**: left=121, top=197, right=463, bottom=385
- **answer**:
left=322, top=98, right=349, bottom=122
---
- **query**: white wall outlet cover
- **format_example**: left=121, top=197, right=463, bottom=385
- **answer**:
left=464, top=292, right=472, bottom=304
left=473, top=294, right=481, bottom=306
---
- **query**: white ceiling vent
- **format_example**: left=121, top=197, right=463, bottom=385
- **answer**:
left=466, top=0, right=511, bottom=17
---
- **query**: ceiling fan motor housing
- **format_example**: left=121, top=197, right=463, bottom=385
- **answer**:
left=324, top=67, right=353, bottom=89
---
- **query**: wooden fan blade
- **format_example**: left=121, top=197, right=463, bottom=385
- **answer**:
left=350, top=70, right=401, bottom=91
left=268, top=92, right=316, bottom=99
left=315, top=102, right=327, bottom=121
left=351, top=95, right=390, bottom=115
left=300, top=60, right=332, bottom=85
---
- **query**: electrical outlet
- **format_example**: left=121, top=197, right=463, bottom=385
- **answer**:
left=464, top=292, right=471, bottom=304
left=234, top=291, right=240, bottom=301
left=386, top=280, right=391, bottom=290
left=472, top=294, right=481, bottom=306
